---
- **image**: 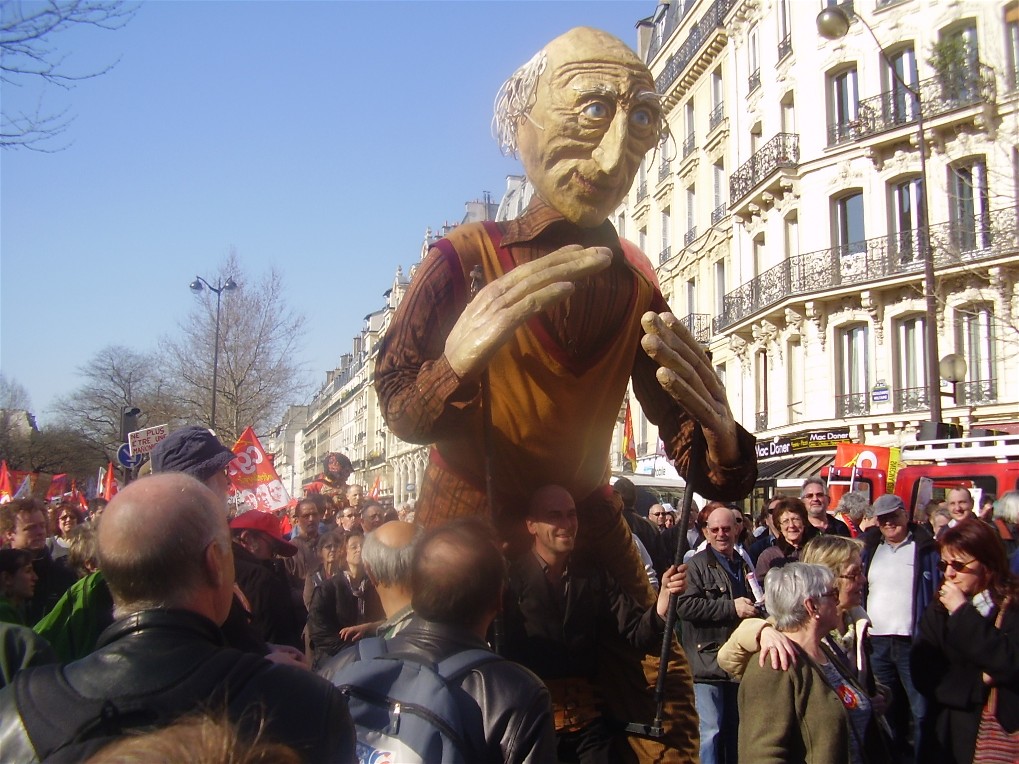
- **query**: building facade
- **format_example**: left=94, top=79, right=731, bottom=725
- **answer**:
left=621, top=0, right=1018, bottom=491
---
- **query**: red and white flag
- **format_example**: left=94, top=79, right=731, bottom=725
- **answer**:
left=228, top=427, right=290, bottom=513
left=622, top=401, right=637, bottom=471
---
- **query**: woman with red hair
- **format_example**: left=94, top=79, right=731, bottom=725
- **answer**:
left=911, top=518, right=1019, bottom=763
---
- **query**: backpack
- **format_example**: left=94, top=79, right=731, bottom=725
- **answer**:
left=336, top=636, right=500, bottom=764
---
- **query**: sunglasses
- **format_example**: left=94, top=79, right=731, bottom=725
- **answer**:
left=820, top=589, right=839, bottom=600
left=649, top=511, right=664, bottom=517
left=938, top=558, right=978, bottom=573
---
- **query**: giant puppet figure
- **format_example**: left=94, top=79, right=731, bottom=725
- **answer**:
left=376, top=27, right=757, bottom=760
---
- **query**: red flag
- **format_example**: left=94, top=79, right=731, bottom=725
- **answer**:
left=228, top=427, right=290, bottom=513
left=102, top=462, right=119, bottom=501
left=0, top=461, right=11, bottom=503
left=45, top=474, right=68, bottom=501
left=622, top=401, right=637, bottom=471
left=368, top=475, right=381, bottom=499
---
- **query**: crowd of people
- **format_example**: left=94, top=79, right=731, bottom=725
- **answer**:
left=0, top=421, right=1016, bottom=763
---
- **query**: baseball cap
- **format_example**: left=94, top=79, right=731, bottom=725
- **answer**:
left=871, top=494, right=906, bottom=518
left=229, top=510, right=298, bottom=557
left=151, top=426, right=236, bottom=483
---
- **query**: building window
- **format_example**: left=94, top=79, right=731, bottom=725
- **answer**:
left=685, top=185, right=697, bottom=245
left=753, top=235, right=765, bottom=277
left=712, top=162, right=726, bottom=223
left=710, top=68, right=724, bottom=128
left=894, top=315, right=927, bottom=411
left=837, top=324, right=870, bottom=417
left=778, top=0, right=792, bottom=61
left=683, top=100, right=696, bottom=157
left=748, top=24, right=761, bottom=92
left=885, top=46, right=919, bottom=125
left=937, top=21, right=981, bottom=103
left=686, top=278, right=697, bottom=315
left=617, top=212, right=626, bottom=239
left=787, top=338, right=803, bottom=423
left=715, top=362, right=726, bottom=389
left=714, top=259, right=726, bottom=315
left=780, top=93, right=795, bottom=133
left=955, top=303, right=996, bottom=403
left=755, top=349, right=768, bottom=430
left=948, top=158, right=989, bottom=252
left=784, top=214, right=799, bottom=260
left=889, top=176, right=924, bottom=261
left=660, top=207, right=671, bottom=264
left=828, top=66, right=859, bottom=145
left=639, top=227, right=647, bottom=253
left=1007, top=5, right=1019, bottom=90
left=832, top=191, right=865, bottom=256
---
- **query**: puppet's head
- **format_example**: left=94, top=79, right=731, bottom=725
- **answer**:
left=494, top=27, right=662, bottom=228
left=323, top=452, right=352, bottom=482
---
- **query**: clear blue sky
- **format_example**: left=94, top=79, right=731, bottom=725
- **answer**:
left=1, top=0, right=652, bottom=424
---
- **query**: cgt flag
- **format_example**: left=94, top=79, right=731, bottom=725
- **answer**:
left=622, top=400, right=637, bottom=472
left=228, top=427, right=290, bottom=513
left=0, top=461, right=11, bottom=503
left=102, top=462, right=119, bottom=501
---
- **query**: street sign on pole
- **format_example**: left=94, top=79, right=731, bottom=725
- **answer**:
left=128, top=424, right=169, bottom=456
left=117, top=443, right=142, bottom=469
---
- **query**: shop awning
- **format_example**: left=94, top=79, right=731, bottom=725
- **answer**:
left=756, top=452, right=835, bottom=483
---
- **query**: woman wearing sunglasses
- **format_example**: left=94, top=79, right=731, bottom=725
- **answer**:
left=911, top=518, right=1019, bottom=764
left=737, top=562, right=888, bottom=763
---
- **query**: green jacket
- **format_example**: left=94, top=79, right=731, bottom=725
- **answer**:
left=738, top=644, right=888, bottom=764
left=33, top=571, right=114, bottom=662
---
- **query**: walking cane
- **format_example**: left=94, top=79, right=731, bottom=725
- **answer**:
left=469, top=265, right=504, bottom=655
left=624, top=432, right=703, bottom=738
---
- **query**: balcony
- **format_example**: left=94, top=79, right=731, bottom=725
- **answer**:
left=684, top=227, right=698, bottom=246
left=837, top=393, right=870, bottom=419
left=712, top=204, right=1018, bottom=332
left=711, top=203, right=728, bottom=225
left=729, top=132, right=799, bottom=207
left=894, top=386, right=929, bottom=414
left=709, top=103, right=724, bottom=131
left=748, top=69, right=761, bottom=93
left=678, top=312, right=712, bottom=344
left=959, top=379, right=997, bottom=405
left=755, top=411, right=769, bottom=431
left=682, top=133, right=696, bottom=158
left=636, top=181, right=648, bottom=202
left=828, top=63, right=995, bottom=147
left=655, top=0, right=735, bottom=96
left=777, top=34, right=792, bottom=63
left=659, top=246, right=672, bottom=265
left=658, top=159, right=672, bottom=183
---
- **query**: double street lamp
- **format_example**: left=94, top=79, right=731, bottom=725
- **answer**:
left=189, top=275, right=238, bottom=430
left=817, top=6, right=944, bottom=426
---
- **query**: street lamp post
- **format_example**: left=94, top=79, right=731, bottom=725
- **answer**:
left=817, top=6, right=943, bottom=425
left=189, top=275, right=238, bottom=430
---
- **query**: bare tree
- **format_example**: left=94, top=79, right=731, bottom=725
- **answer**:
left=161, top=251, right=310, bottom=445
left=1, top=0, right=137, bottom=150
left=50, top=345, right=183, bottom=457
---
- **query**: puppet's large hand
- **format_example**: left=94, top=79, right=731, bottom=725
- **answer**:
left=640, top=311, right=740, bottom=466
left=444, top=244, right=612, bottom=380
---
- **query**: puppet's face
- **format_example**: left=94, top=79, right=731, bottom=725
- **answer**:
left=518, top=28, right=660, bottom=228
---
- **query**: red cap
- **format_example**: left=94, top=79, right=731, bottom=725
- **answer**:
left=229, top=510, right=297, bottom=557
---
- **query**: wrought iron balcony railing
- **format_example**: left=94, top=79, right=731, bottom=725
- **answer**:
left=748, top=69, right=761, bottom=93
left=729, top=132, right=800, bottom=206
left=636, top=181, right=648, bottom=202
left=685, top=227, right=698, bottom=246
left=709, top=102, right=724, bottom=131
left=683, top=133, right=696, bottom=158
left=777, top=34, right=792, bottom=63
left=837, top=393, right=869, bottom=419
left=958, top=379, right=997, bottom=405
left=755, top=411, right=769, bottom=431
left=658, top=159, right=672, bottom=183
left=828, top=62, right=995, bottom=146
left=711, top=203, right=728, bottom=225
left=678, top=312, right=712, bottom=344
left=659, top=246, right=672, bottom=265
left=894, top=386, right=929, bottom=413
left=654, top=0, right=735, bottom=94
left=711, top=204, right=1018, bottom=332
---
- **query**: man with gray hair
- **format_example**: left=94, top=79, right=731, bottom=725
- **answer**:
left=362, top=520, right=421, bottom=637
left=833, top=490, right=871, bottom=537
left=0, top=474, right=355, bottom=762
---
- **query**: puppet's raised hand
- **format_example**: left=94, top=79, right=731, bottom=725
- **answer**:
left=640, top=311, right=740, bottom=465
left=444, top=244, right=612, bottom=380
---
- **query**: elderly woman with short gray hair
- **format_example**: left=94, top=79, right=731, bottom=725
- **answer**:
left=737, top=562, right=889, bottom=764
